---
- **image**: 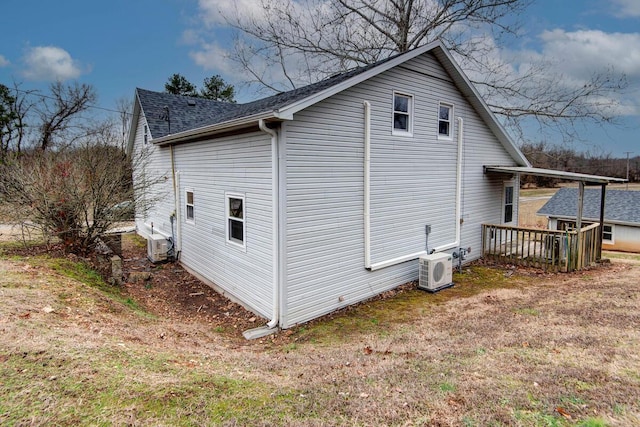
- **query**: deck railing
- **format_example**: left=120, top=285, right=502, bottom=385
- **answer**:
left=482, top=223, right=601, bottom=272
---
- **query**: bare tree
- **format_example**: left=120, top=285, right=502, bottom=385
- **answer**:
left=0, top=124, right=162, bottom=254
left=36, top=81, right=96, bottom=151
left=0, top=82, right=35, bottom=162
left=221, top=0, right=626, bottom=140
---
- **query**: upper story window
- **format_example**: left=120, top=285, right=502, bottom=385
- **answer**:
left=143, top=124, right=149, bottom=144
left=393, top=92, right=413, bottom=135
left=438, top=103, right=453, bottom=139
left=185, top=189, right=194, bottom=223
left=226, top=193, right=246, bottom=249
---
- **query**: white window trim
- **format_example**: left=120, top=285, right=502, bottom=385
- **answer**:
left=602, top=224, right=614, bottom=244
left=392, top=92, right=413, bottom=136
left=185, top=188, right=195, bottom=224
left=438, top=102, right=454, bottom=140
left=225, top=192, right=246, bottom=251
left=502, top=181, right=515, bottom=225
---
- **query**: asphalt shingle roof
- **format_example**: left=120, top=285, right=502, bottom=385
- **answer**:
left=537, top=188, right=640, bottom=225
left=137, top=53, right=399, bottom=139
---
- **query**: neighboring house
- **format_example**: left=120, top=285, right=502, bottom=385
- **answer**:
left=537, top=188, right=640, bottom=253
left=127, top=41, right=530, bottom=330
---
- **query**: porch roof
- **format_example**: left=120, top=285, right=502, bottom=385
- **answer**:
left=483, top=166, right=627, bottom=184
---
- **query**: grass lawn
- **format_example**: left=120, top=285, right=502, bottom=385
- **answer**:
left=1, top=241, right=639, bottom=426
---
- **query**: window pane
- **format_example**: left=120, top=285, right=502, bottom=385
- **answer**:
left=394, top=113, right=408, bottom=131
left=505, top=186, right=513, bottom=204
left=187, top=191, right=193, bottom=204
left=394, top=95, right=408, bottom=113
left=229, top=219, right=244, bottom=242
left=438, top=121, right=449, bottom=136
left=229, top=198, right=243, bottom=219
left=186, top=205, right=194, bottom=220
left=439, top=105, right=450, bottom=120
left=504, top=205, right=513, bottom=223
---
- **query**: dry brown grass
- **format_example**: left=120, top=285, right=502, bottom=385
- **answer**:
left=1, top=250, right=639, bottom=425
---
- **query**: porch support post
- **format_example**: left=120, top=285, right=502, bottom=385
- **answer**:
left=597, top=183, right=606, bottom=260
left=574, top=181, right=585, bottom=271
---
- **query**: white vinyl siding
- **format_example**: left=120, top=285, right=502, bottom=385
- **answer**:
left=282, top=51, right=519, bottom=327
left=173, top=132, right=273, bottom=318
left=131, top=115, right=172, bottom=237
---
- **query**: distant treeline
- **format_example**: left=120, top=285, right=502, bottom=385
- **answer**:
left=521, top=142, right=638, bottom=187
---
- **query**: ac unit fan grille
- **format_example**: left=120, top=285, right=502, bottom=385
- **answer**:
left=432, top=261, right=445, bottom=282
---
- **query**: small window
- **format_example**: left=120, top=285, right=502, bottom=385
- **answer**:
left=185, top=189, right=194, bottom=223
left=438, top=103, right=453, bottom=138
left=393, top=93, right=412, bottom=134
left=226, top=193, right=245, bottom=248
left=602, top=224, right=613, bottom=243
left=503, top=184, right=514, bottom=224
left=143, top=124, right=149, bottom=144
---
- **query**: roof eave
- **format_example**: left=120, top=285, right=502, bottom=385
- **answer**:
left=485, top=166, right=627, bottom=184
left=539, top=214, right=639, bottom=227
left=277, top=41, right=443, bottom=118
left=152, top=111, right=289, bottom=146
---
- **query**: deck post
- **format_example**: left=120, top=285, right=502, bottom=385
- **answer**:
left=597, top=184, right=606, bottom=260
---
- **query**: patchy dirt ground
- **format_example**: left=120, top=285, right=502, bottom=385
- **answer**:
left=120, top=237, right=262, bottom=337
left=1, top=236, right=639, bottom=425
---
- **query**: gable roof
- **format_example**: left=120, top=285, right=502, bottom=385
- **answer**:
left=128, top=40, right=528, bottom=166
left=537, top=188, right=640, bottom=226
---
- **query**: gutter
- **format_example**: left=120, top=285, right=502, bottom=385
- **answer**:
left=153, top=111, right=290, bottom=147
left=258, top=119, right=281, bottom=330
left=365, top=116, right=465, bottom=271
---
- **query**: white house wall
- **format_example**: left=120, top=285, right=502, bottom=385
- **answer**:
left=132, top=114, right=173, bottom=239
left=172, top=132, right=274, bottom=318
left=282, top=52, right=518, bottom=328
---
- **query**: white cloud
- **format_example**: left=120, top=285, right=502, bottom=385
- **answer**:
left=537, top=29, right=640, bottom=80
left=0, top=55, right=9, bottom=67
left=21, top=46, right=85, bottom=81
left=189, top=42, right=236, bottom=74
left=611, top=0, right=640, bottom=18
left=197, top=0, right=267, bottom=26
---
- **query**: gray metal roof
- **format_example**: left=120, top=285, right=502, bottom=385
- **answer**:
left=537, top=188, right=640, bottom=225
left=484, top=166, right=626, bottom=184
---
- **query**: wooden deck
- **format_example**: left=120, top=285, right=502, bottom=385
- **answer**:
left=482, top=223, right=601, bottom=272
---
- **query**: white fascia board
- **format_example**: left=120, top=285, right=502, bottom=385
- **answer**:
left=152, top=111, right=287, bottom=147
left=126, top=93, right=142, bottom=156
left=277, top=41, right=443, bottom=117
left=432, top=48, right=531, bottom=167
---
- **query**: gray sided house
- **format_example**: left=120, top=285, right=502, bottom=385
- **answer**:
left=538, top=188, right=640, bottom=253
left=127, top=41, right=529, bottom=329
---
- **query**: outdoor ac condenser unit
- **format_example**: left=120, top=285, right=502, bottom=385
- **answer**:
left=147, top=234, right=168, bottom=263
left=418, top=252, right=453, bottom=292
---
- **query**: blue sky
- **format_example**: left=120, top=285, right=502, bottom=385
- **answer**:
left=1, top=0, right=638, bottom=157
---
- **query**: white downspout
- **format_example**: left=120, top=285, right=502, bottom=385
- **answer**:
left=259, top=119, right=280, bottom=329
left=170, top=145, right=182, bottom=255
left=366, top=117, right=464, bottom=271
left=363, top=101, right=372, bottom=269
